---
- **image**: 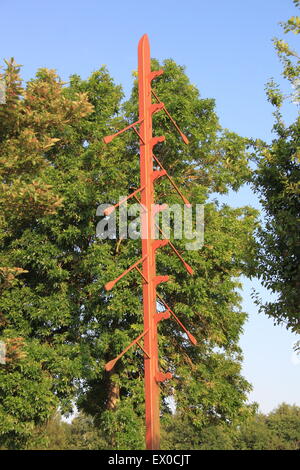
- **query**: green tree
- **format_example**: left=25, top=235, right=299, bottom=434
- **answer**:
left=0, top=60, right=93, bottom=448
left=252, top=0, right=300, bottom=333
left=162, top=403, right=300, bottom=450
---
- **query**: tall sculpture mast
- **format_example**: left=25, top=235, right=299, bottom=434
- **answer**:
left=103, top=34, right=196, bottom=450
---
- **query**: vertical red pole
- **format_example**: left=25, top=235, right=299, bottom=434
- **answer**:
left=138, top=34, right=160, bottom=450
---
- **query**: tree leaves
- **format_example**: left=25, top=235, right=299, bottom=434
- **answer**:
left=252, top=3, right=300, bottom=333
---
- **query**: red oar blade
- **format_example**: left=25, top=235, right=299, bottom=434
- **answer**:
left=168, top=240, right=194, bottom=276
left=155, top=222, right=194, bottom=276
left=103, top=135, right=114, bottom=144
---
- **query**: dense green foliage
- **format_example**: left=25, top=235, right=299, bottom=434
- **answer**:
left=0, top=61, right=93, bottom=448
left=252, top=1, right=300, bottom=333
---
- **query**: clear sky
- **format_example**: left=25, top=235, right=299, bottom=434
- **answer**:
left=1, top=0, right=299, bottom=413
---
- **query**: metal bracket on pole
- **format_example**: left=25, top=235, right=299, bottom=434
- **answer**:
left=155, top=371, right=172, bottom=383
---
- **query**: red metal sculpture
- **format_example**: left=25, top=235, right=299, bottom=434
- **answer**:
left=103, top=34, right=196, bottom=450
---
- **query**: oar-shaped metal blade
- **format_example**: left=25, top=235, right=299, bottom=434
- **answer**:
left=104, top=186, right=145, bottom=216
left=105, top=328, right=149, bottom=371
left=151, top=89, right=189, bottom=145
left=155, top=223, right=194, bottom=276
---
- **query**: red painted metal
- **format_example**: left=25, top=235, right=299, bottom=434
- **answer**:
left=103, top=34, right=196, bottom=450
left=151, top=89, right=190, bottom=145
left=105, top=328, right=149, bottom=372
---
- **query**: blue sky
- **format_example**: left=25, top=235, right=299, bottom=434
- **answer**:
left=1, top=0, right=299, bottom=412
